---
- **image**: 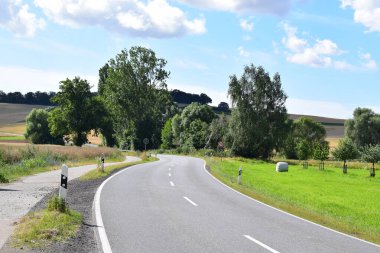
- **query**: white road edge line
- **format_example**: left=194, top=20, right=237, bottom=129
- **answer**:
left=170, top=181, right=175, bottom=187
left=202, top=161, right=380, bottom=248
left=168, top=173, right=171, bottom=177
left=183, top=196, right=198, bottom=206
left=94, top=168, right=131, bottom=253
left=243, top=235, right=280, bottom=253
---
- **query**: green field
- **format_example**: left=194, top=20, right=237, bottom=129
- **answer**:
left=0, top=135, right=25, bottom=141
left=206, top=157, right=380, bottom=244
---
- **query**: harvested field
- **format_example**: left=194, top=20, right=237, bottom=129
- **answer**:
left=0, top=103, right=47, bottom=126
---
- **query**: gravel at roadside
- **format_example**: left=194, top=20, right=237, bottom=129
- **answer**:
left=1, top=166, right=128, bottom=253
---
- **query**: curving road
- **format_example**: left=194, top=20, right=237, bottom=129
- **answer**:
left=98, top=155, right=380, bottom=253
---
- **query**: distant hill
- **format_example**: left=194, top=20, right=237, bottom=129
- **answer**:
left=0, top=103, right=47, bottom=126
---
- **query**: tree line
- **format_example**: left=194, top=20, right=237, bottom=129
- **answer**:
left=0, top=91, right=57, bottom=105
left=24, top=46, right=380, bottom=177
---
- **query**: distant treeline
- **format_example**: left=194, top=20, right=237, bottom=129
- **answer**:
left=0, top=91, right=57, bottom=105
left=0, top=89, right=231, bottom=113
left=170, top=89, right=212, bottom=105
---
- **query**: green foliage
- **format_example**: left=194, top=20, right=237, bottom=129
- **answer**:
left=332, top=138, right=359, bottom=173
left=49, top=77, right=100, bottom=146
left=25, top=109, right=62, bottom=144
left=313, top=141, right=330, bottom=161
left=283, top=117, right=326, bottom=159
left=161, top=118, right=173, bottom=149
left=100, top=47, right=172, bottom=150
left=170, top=103, right=216, bottom=149
left=296, top=139, right=312, bottom=161
left=345, top=107, right=380, bottom=148
left=207, top=113, right=230, bottom=149
left=228, top=64, right=288, bottom=158
left=360, top=144, right=380, bottom=177
left=48, top=195, right=68, bottom=213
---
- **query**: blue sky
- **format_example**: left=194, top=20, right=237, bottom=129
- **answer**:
left=0, top=0, right=379, bottom=119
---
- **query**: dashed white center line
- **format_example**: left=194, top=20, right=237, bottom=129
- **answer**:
left=183, top=196, right=198, bottom=206
left=168, top=173, right=171, bottom=177
left=243, top=235, right=280, bottom=253
left=170, top=181, right=175, bottom=187
left=169, top=168, right=171, bottom=171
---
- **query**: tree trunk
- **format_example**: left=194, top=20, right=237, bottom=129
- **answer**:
left=343, top=160, right=347, bottom=174
left=370, top=162, right=376, bottom=177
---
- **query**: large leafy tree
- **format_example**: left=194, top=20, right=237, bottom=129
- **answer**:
left=345, top=107, right=380, bottom=148
left=283, top=117, right=326, bottom=159
left=228, top=64, right=288, bottom=158
left=49, top=77, right=98, bottom=146
left=171, top=102, right=216, bottom=149
left=100, top=47, right=172, bottom=150
left=25, top=109, right=63, bottom=144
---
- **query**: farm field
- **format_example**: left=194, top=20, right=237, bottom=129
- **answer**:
left=207, top=157, right=380, bottom=244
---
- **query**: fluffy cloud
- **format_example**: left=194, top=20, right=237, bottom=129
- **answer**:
left=0, top=0, right=45, bottom=37
left=360, top=53, right=378, bottom=70
left=178, top=0, right=292, bottom=15
left=34, top=0, right=206, bottom=38
left=240, top=19, right=254, bottom=31
left=341, top=0, right=380, bottom=32
left=282, top=23, right=345, bottom=68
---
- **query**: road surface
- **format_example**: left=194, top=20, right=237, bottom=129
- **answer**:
left=98, top=155, right=380, bottom=253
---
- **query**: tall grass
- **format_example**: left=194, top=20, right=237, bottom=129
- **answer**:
left=0, top=144, right=124, bottom=182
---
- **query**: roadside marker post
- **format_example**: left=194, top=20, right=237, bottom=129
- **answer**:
left=238, top=166, right=242, bottom=184
left=59, top=164, right=68, bottom=201
left=100, top=153, right=105, bottom=173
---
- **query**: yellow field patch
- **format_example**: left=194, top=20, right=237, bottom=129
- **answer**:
left=0, top=123, right=26, bottom=136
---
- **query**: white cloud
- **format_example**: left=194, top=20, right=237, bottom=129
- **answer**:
left=0, top=66, right=98, bottom=93
left=282, top=23, right=344, bottom=68
left=178, top=0, right=292, bottom=15
left=176, top=60, right=208, bottom=70
left=360, top=52, right=378, bottom=70
left=34, top=0, right=206, bottom=38
left=0, top=0, right=45, bottom=37
left=240, top=19, right=254, bottom=31
left=237, top=46, right=250, bottom=57
left=341, top=0, right=380, bottom=33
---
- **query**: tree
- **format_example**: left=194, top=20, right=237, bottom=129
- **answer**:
left=49, top=77, right=98, bottom=146
left=161, top=118, right=174, bottom=149
left=25, top=109, right=62, bottom=144
left=283, top=117, right=326, bottom=159
left=332, top=138, right=358, bottom=174
left=296, top=139, right=312, bottom=168
left=360, top=145, right=380, bottom=177
left=228, top=64, right=288, bottom=158
left=345, top=108, right=380, bottom=148
left=100, top=47, right=172, bottom=150
left=206, top=113, right=229, bottom=149
left=313, top=141, right=330, bottom=170
left=217, top=102, right=229, bottom=111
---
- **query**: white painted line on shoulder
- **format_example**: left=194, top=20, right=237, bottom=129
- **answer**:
left=183, top=196, right=198, bottom=206
left=168, top=173, right=171, bottom=177
left=170, top=181, right=175, bottom=187
left=243, top=235, right=280, bottom=253
left=203, top=161, right=380, bottom=248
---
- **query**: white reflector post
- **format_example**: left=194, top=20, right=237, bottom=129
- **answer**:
left=59, top=164, right=68, bottom=200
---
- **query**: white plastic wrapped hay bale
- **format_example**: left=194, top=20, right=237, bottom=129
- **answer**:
left=276, top=162, right=288, bottom=172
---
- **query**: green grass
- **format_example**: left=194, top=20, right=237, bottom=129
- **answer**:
left=0, top=135, right=25, bottom=141
left=80, top=156, right=158, bottom=181
left=12, top=205, right=82, bottom=249
left=207, top=157, right=380, bottom=244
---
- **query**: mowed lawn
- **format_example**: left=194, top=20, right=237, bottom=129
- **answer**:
left=207, top=158, right=380, bottom=244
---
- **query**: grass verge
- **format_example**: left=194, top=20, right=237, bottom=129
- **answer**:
left=0, top=135, right=25, bottom=141
left=80, top=155, right=158, bottom=181
left=12, top=196, right=82, bottom=249
left=206, top=157, right=380, bottom=245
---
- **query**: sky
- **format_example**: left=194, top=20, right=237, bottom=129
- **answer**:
left=0, top=0, right=379, bottom=119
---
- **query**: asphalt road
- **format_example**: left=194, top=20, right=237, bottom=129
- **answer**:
left=98, top=155, right=380, bottom=253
